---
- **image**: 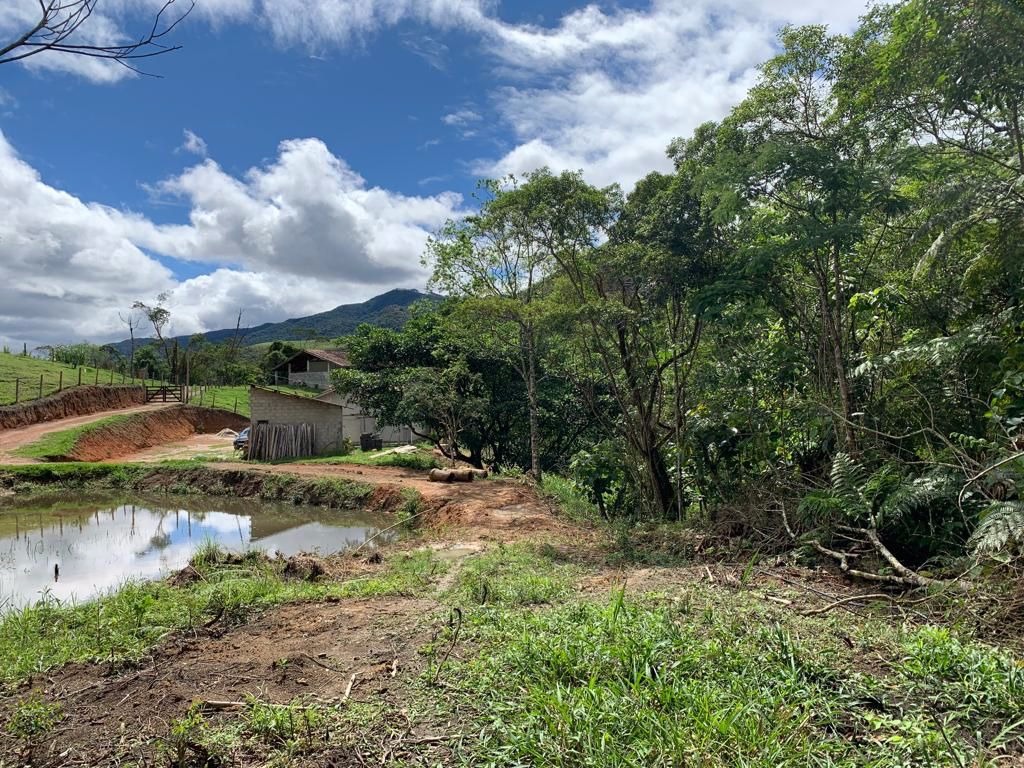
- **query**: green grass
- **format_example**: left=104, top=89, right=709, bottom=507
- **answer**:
left=0, top=351, right=152, bottom=406
left=159, top=694, right=388, bottom=766
left=0, top=463, right=376, bottom=512
left=12, top=413, right=137, bottom=460
left=300, top=446, right=441, bottom=471
left=0, top=545, right=445, bottom=685
left=438, top=590, right=1024, bottom=766
left=447, top=543, right=579, bottom=607
left=186, top=384, right=317, bottom=418
left=539, top=474, right=600, bottom=522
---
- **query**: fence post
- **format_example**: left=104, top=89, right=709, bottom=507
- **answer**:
left=233, top=398, right=238, bottom=414
left=78, top=368, right=82, bottom=386
left=14, top=378, right=19, bottom=403
left=38, top=374, right=43, bottom=399
left=211, top=392, right=216, bottom=409
left=109, top=368, right=114, bottom=385
left=58, top=371, right=63, bottom=392
left=94, top=368, right=99, bottom=385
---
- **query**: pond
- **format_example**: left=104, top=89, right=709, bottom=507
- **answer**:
left=0, top=494, right=392, bottom=609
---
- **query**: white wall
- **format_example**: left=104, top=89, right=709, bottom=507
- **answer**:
left=316, top=390, right=414, bottom=445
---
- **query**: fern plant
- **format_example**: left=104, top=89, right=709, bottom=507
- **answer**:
left=798, top=453, right=958, bottom=530
left=970, top=501, right=1024, bottom=555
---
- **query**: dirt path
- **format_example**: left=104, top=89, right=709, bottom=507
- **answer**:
left=128, top=432, right=239, bottom=462
left=0, top=403, right=174, bottom=464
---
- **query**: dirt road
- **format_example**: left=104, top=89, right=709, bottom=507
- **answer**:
left=0, top=403, right=173, bottom=463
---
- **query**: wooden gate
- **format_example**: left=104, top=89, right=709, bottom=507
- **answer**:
left=145, top=385, right=185, bottom=403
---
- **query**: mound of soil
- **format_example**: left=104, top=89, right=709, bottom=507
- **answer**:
left=419, top=482, right=574, bottom=540
left=66, top=406, right=248, bottom=461
left=282, top=554, right=327, bottom=581
left=0, top=385, right=144, bottom=430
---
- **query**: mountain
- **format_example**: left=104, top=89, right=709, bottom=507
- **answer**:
left=113, top=289, right=440, bottom=355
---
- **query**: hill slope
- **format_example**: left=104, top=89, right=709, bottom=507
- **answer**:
left=0, top=353, right=144, bottom=405
left=114, top=289, right=439, bottom=354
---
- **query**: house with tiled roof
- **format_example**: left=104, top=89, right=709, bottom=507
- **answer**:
left=270, top=348, right=349, bottom=390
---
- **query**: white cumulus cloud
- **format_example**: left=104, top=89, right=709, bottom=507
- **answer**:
left=179, top=129, right=208, bottom=157
left=0, top=132, right=461, bottom=349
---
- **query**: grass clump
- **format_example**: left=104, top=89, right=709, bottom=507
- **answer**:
left=335, top=549, right=447, bottom=598
left=6, top=694, right=61, bottom=743
left=539, top=474, right=599, bottom=523
left=396, top=488, right=423, bottom=529
left=448, top=543, right=577, bottom=607
left=439, top=591, right=1024, bottom=767
left=160, top=696, right=387, bottom=767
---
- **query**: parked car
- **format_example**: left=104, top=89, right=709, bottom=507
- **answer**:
left=233, top=427, right=250, bottom=453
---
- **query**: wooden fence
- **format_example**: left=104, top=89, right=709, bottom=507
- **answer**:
left=248, top=422, right=316, bottom=461
left=0, top=368, right=145, bottom=406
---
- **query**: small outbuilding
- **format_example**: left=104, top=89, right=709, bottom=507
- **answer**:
left=314, top=388, right=414, bottom=445
left=248, top=386, right=414, bottom=459
left=249, top=387, right=344, bottom=458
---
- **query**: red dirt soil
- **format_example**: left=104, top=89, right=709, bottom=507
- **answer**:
left=0, top=385, right=144, bottom=430
left=0, top=403, right=172, bottom=464
left=16, top=597, right=441, bottom=768
left=67, top=406, right=248, bottom=461
left=215, top=462, right=576, bottom=541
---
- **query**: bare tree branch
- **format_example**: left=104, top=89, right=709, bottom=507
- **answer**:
left=0, top=0, right=194, bottom=76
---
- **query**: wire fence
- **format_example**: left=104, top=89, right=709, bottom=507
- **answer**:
left=0, top=367, right=148, bottom=407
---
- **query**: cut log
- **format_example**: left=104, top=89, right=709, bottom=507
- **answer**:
left=428, top=468, right=475, bottom=483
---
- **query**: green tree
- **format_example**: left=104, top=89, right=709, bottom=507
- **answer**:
left=426, top=174, right=570, bottom=481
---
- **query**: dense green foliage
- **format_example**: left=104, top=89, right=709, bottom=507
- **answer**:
left=338, top=0, right=1023, bottom=569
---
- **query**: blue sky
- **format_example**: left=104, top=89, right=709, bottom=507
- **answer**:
left=0, top=0, right=866, bottom=349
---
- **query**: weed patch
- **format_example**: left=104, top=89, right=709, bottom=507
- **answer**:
left=447, top=543, right=577, bottom=606
left=437, top=591, right=1024, bottom=766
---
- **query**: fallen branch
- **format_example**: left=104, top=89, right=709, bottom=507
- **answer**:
left=809, top=527, right=971, bottom=592
left=801, top=592, right=889, bottom=616
left=431, top=608, right=463, bottom=685
left=342, top=672, right=357, bottom=702
left=300, top=653, right=347, bottom=674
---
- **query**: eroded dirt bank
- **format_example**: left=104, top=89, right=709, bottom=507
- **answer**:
left=62, top=406, right=248, bottom=462
left=0, top=385, right=145, bottom=430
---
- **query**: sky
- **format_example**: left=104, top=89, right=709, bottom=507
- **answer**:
left=0, top=0, right=869, bottom=350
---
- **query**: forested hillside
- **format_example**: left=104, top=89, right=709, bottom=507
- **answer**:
left=336, top=0, right=1024, bottom=583
left=110, top=289, right=438, bottom=357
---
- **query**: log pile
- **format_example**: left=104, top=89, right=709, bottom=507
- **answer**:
left=249, top=422, right=316, bottom=461
left=428, top=467, right=489, bottom=482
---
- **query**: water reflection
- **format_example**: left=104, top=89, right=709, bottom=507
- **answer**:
left=0, top=495, right=389, bottom=609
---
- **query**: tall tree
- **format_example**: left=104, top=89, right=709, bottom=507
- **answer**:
left=427, top=173, right=571, bottom=481
left=700, top=26, right=909, bottom=453
left=133, top=295, right=176, bottom=382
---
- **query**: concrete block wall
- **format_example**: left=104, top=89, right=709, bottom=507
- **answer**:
left=249, top=387, right=343, bottom=455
